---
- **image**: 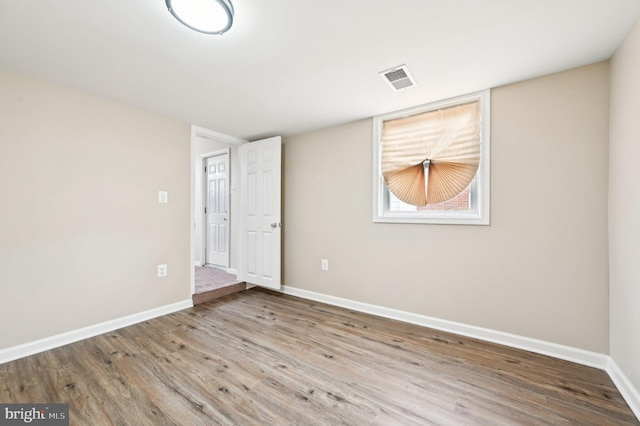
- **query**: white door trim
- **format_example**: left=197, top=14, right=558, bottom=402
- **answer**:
left=202, top=149, right=230, bottom=269
left=190, top=125, right=248, bottom=296
left=192, top=125, right=246, bottom=146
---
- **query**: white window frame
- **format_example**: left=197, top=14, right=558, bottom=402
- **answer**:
left=373, top=89, right=491, bottom=225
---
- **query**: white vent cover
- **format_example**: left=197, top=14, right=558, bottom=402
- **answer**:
left=379, top=65, right=417, bottom=91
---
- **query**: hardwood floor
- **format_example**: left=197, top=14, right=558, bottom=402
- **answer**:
left=1, top=288, right=637, bottom=425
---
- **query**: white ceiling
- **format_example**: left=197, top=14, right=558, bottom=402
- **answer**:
left=1, top=0, right=639, bottom=141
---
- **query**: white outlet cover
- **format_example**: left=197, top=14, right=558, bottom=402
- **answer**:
left=321, top=259, right=329, bottom=270
left=158, top=191, right=168, bottom=204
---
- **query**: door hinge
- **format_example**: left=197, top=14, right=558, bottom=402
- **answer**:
left=204, top=207, right=207, bottom=214
left=204, top=166, right=207, bottom=173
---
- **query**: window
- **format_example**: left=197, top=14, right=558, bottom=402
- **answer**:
left=373, top=90, right=490, bottom=225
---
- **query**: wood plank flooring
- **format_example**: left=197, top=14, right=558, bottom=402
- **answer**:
left=1, top=288, right=637, bottom=425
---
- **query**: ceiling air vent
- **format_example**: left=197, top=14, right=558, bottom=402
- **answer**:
left=380, top=65, right=417, bottom=92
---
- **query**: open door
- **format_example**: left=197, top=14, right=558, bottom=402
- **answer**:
left=238, top=136, right=282, bottom=289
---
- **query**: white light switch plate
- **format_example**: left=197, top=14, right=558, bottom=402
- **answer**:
left=157, top=264, right=168, bottom=277
left=158, top=191, right=168, bottom=204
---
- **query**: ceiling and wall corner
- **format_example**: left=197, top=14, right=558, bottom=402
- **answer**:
left=0, top=1, right=639, bottom=140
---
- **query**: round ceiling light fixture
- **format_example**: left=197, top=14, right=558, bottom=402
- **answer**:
left=165, top=0, right=234, bottom=35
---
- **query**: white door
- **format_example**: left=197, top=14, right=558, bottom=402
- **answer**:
left=205, top=153, right=230, bottom=268
left=239, top=136, right=281, bottom=289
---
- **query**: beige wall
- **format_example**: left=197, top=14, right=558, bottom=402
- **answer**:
left=610, top=19, right=640, bottom=390
left=283, top=62, right=610, bottom=353
left=192, top=136, right=240, bottom=271
left=0, top=70, right=191, bottom=350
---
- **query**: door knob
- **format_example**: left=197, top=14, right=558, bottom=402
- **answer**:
left=270, top=222, right=281, bottom=228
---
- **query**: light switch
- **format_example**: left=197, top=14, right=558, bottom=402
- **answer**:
left=158, top=191, right=168, bottom=204
left=157, top=264, right=168, bottom=277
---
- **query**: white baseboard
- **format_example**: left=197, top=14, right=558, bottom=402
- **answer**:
left=607, top=358, right=640, bottom=419
left=194, top=261, right=202, bottom=267
left=281, top=285, right=608, bottom=369
left=226, top=268, right=238, bottom=276
left=0, top=299, right=193, bottom=365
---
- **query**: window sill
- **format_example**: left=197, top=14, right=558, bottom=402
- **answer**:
left=373, top=212, right=490, bottom=225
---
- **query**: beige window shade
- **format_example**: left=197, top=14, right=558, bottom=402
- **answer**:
left=381, top=100, right=481, bottom=206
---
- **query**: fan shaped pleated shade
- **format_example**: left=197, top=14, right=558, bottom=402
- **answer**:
left=381, top=100, right=481, bottom=206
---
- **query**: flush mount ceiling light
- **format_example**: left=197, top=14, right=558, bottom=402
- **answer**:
left=166, top=0, right=234, bottom=35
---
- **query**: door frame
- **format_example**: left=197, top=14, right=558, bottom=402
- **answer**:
left=190, top=126, right=247, bottom=297
left=201, top=148, right=230, bottom=269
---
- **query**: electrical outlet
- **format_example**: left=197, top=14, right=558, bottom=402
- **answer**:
left=158, top=191, right=168, bottom=204
left=157, top=264, right=168, bottom=277
left=321, top=259, right=329, bottom=271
